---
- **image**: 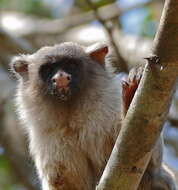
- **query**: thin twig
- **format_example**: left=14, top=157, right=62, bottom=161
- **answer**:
left=85, top=0, right=128, bottom=72
left=15, top=0, right=156, bottom=36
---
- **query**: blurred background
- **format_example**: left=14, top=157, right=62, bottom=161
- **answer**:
left=0, top=0, right=178, bottom=189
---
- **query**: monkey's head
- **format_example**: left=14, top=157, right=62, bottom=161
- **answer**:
left=10, top=42, right=109, bottom=102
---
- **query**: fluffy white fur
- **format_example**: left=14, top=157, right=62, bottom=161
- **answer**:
left=14, top=43, right=122, bottom=190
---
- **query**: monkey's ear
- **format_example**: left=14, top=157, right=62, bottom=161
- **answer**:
left=10, top=55, right=29, bottom=77
left=86, top=43, right=108, bottom=65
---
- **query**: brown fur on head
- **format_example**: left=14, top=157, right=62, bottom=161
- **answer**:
left=11, top=42, right=109, bottom=103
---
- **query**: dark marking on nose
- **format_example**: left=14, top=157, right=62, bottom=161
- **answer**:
left=52, top=71, right=71, bottom=89
left=67, top=76, right=71, bottom=80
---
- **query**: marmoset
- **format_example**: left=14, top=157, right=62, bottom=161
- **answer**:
left=11, top=42, right=177, bottom=190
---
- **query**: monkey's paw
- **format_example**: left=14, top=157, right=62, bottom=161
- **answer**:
left=122, top=66, right=144, bottom=115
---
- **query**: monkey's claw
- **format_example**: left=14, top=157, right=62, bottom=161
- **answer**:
left=122, top=67, right=144, bottom=116
left=144, top=55, right=160, bottom=64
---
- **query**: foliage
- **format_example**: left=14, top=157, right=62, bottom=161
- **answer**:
left=0, top=153, right=24, bottom=190
left=75, top=0, right=116, bottom=11
left=0, top=0, right=52, bottom=18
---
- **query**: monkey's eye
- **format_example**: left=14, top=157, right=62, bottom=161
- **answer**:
left=68, top=63, right=77, bottom=70
left=60, top=62, right=78, bottom=74
left=39, top=64, right=55, bottom=82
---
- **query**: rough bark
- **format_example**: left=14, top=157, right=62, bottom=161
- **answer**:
left=96, top=0, right=178, bottom=189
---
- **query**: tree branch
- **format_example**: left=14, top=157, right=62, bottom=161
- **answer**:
left=20, top=0, right=154, bottom=36
left=0, top=28, right=34, bottom=71
left=96, top=0, right=178, bottom=189
left=85, top=0, right=128, bottom=72
left=0, top=28, right=34, bottom=53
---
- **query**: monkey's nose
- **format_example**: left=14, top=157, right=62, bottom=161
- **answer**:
left=52, top=71, right=71, bottom=88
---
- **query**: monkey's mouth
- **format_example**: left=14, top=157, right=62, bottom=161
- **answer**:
left=50, top=85, right=72, bottom=101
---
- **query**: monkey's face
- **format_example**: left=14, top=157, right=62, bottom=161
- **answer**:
left=11, top=42, right=108, bottom=102
left=38, top=57, right=84, bottom=101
